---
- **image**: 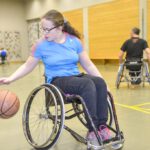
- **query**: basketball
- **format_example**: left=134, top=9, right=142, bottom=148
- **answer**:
left=0, top=90, right=20, bottom=119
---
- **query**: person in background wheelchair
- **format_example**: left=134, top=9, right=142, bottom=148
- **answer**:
left=0, top=48, right=8, bottom=64
left=117, top=27, right=150, bottom=87
left=0, top=9, right=114, bottom=148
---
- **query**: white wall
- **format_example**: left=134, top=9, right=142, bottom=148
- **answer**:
left=0, top=0, right=28, bottom=60
left=25, top=0, right=113, bottom=20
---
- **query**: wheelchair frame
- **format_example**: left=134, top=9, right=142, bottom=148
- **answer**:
left=22, top=84, right=124, bottom=150
left=116, top=60, right=150, bottom=88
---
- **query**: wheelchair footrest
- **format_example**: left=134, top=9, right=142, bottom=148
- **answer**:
left=87, top=135, right=124, bottom=150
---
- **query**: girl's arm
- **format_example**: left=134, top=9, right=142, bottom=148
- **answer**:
left=0, top=56, right=39, bottom=84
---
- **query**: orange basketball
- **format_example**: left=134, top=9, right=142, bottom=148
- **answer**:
left=0, top=90, right=20, bottom=119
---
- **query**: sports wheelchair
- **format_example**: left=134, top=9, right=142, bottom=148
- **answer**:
left=116, top=59, right=150, bottom=88
left=22, top=83, right=124, bottom=150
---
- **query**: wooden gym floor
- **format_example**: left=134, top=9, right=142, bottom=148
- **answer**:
left=0, top=62, right=150, bottom=150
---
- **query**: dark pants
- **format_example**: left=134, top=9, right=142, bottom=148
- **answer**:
left=1, top=56, right=6, bottom=64
left=51, top=74, right=108, bottom=131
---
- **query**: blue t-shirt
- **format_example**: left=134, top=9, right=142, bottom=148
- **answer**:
left=0, top=50, right=7, bottom=57
left=32, top=34, right=83, bottom=83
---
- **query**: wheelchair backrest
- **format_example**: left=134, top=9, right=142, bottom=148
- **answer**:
left=125, top=58, right=143, bottom=67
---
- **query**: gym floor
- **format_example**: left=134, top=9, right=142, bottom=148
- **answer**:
left=0, top=62, right=150, bottom=150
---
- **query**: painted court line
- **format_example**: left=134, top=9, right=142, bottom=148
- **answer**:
left=115, top=102, right=150, bottom=115
left=132, top=102, right=150, bottom=107
left=139, top=108, right=150, bottom=111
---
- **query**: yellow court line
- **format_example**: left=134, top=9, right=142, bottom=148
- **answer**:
left=138, top=108, right=150, bottom=111
left=133, top=102, right=150, bottom=107
left=115, top=102, right=150, bottom=115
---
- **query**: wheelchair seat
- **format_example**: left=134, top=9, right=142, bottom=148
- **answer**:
left=125, top=58, right=143, bottom=70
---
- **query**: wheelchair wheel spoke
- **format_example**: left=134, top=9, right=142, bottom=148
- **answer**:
left=23, top=84, right=65, bottom=149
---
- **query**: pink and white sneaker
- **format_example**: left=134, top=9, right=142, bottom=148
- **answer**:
left=99, top=125, right=112, bottom=141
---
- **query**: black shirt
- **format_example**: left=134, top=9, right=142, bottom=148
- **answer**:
left=121, top=38, right=149, bottom=60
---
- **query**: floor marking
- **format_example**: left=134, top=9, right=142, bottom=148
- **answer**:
left=132, top=102, right=150, bottom=107
left=139, top=108, right=150, bottom=111
left=115, top=102, right=150, bottom=115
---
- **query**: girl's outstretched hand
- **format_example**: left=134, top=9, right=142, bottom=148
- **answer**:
left=0, top=77, right=12, bottom=85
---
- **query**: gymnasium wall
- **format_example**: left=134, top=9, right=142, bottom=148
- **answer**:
left=25, top=0, right=111, bottom=52
left=0, top=0, right=28, bottom=61
left=63, top=9, right=83, bottom=37
left=26, top=0, right=141, bottom=60
left=25, top=0, right=113, bottom=20
left=148, top=0, right=150, bottom=45
left=0, top=0, right=147, bottom=61
left=88, top=0, right=139, bottom=59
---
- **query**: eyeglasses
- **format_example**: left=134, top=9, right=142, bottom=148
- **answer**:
left=42, top=26, right=58, bottom=33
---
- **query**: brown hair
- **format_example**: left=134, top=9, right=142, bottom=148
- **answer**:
left=132, top=27, right=140, bottom=35
left=42, top=10, right=81, bottom=39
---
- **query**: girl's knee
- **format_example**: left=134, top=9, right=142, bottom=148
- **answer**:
left=80, top=78, right=96, bottom=91
left=94, top=77, right=107, bottom=88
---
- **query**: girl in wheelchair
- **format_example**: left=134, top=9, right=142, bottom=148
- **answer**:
left=0, top=10, right=124, bottom=149
left=51, top=73, right=111, bottom=145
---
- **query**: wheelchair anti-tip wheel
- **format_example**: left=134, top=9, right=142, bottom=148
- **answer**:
left=22, top=84, right=65, bottom=150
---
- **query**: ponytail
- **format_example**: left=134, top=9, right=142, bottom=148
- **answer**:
left=63, top=21, right=81, bottom=39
